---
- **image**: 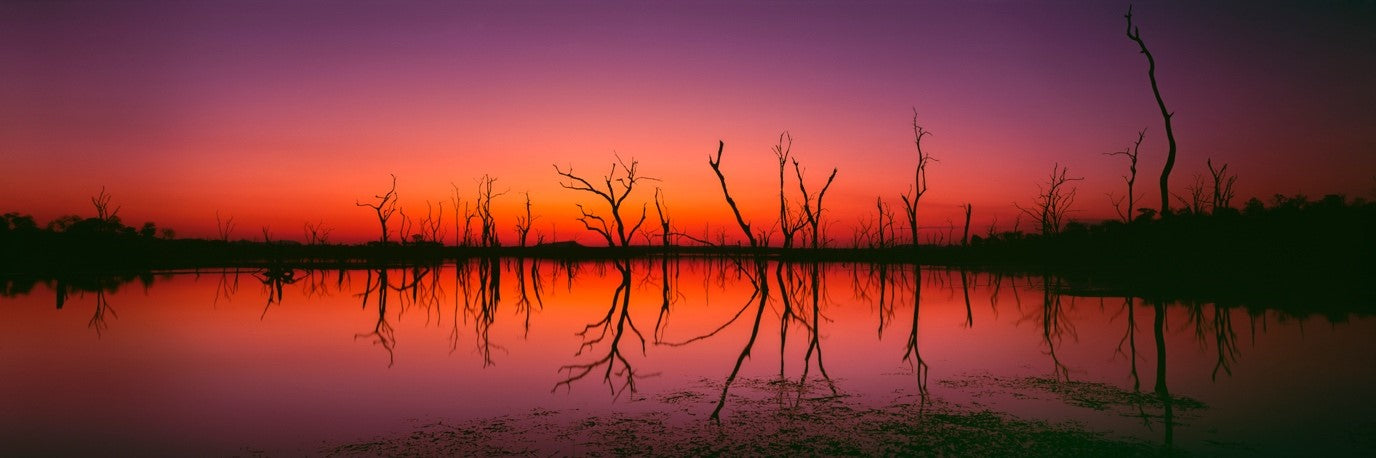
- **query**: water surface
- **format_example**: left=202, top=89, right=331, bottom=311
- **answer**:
left=2, top=259, right=1372, bottom=455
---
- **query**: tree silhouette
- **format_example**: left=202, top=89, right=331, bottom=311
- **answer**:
left=555, top=156, right=654, bottom=247
left=215, top=210, right=236, bottom=242
left=1207, top=159, right=1237, bottom=214
left=356, top=174, right=399, bottom=244
left=303, top=220, right=333, bottom=245
left=1015, top=163, right=1082, bottom=236
left=475, top=174, right=504, bottom=247
left=1105, top=129, right=1146, bottom=222
left=1125, top=5, right=1179, bottom=216
left=708, top=141, right=759, bottom=248
left=900, top=109, right=936, bottom=247
left=513, top=192, right=536, bottom=247
left=960, top=203, right=972, bottom=246
left=773, top=132, right=807, bottom=248
left=91, top=186, right=120, bottom=223
left=793, top=158, right=837, bottom=249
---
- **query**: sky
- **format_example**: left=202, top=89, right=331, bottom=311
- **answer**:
left=2, top=0, right=1373, bottom=244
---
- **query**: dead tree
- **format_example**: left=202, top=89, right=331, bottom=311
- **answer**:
left=1207, top=159, right=1237, bottom=213
left=304, top=220, right=334, bottom=245
left=773, top=132, right=807, bottom=248
left=1126, top=5, right=1179, bottom=216
left=475, top=174, right=505, bottom=247
left=874, top=197, right=896, bottom=248
left=513, top=192, right=535, bottom=247
left=554, top=155, right=655, bottom=247
left=1174, top=174, right=1209, bottom=215
left=450, top=182, right=474, bottom=246
left=654, top=187, right=671, bottom=247
left=708, top=141, right=759, bottom=248
left=91, top=186, right=120, bottom=222
left=960, top=203, right=972, bottom=246
left=215, top=210, right=236, bottom=242
left=420, top=200, right=446, bottom=244
left=356, top=174, right=399, bottom=244
left=793, top=159, right=837, bottom=249
left=397, top=208, right=414, bottom=243
left=1105, top=129, right=1147, bottom=222
left=899, top=109, right=936, bottom=247
left=1014, top=163, right=1082, bottom=236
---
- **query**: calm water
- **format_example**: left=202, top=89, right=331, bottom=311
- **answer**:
left=2, top=259, right=1373, bottom=455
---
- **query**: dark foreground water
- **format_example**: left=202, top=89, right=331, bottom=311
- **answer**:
left=2, top=259, right=1373, bottom=455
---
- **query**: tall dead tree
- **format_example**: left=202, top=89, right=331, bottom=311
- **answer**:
left=708, top=141, right=759, bottom=248
left=356, top=174, right=399, bottom=244
left=1105, top=129, right=1147, bottom=222
left=1126, top=5, right=1179, bottom=216
left=513, top=192, right=535, bottom=247
left=900, top=109, right=936, bottom=247
left=773, top=131, right=806, bottom=248
left=793, top=159, right=837, bottom=249
left=1207, top=159, right=1237, bottom=213
left=555, top=155, right=655, bottom=247
left=1014, top=163, right=1082, bottom=236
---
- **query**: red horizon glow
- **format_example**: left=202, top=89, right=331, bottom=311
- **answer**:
left=3, top=1, right=1373, bottom=244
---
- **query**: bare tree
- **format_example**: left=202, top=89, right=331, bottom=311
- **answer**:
left=419, top=200, right=446, bottom=244
left=654, top=187, right=671, bottom=247
left=960, top=203, right=972, bottom=246
left=513, top=192, right=536, bottom=247
left=475, top=174, right=505, bottom=247
left=900, top=109, right=937, bottom=247
left=215, top=210, right=236, bottom=242
left=708, top=141, right=759, bottom=248
left=1014, top=163, right=1083, bottom=236
left=356, top=174, right=399, bottom=244
left=397, top=208, right=414, bottom=243
left=304, top=220, right=334, bottom=245
left=793, top=159, right=837, bottom=249
left=1175, top=174, right=1209, bottom=215
left=1105, top=129, right=1147, bottom=222
left=450, top=182, right=474, bottom=247
left=874, top=197, right=896, bottom=248
left=1207, top=159, right=1237, bottom=213
left=1126, top=5, right=1179, bottom=216
left=555, top=155, right=655, bottom=247
left=91, top=186, right=120, bottom=222
left=773, top=132, right=807, bottom=248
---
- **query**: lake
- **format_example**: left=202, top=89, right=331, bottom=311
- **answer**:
left=2, top=259, right=1373, bottom=455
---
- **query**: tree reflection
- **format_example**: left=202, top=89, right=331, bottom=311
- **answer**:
left=355, top=269, right=396, bottom=367
left=88, top=288, right=117, bottom=337
left=1033, top=277, right=1073, bottom=381
left=797, top=262, right=835, bottom=392
left=555, top=260, right=652, bottom=398
left=255, top=266, right=297, bottom=320
left=709, top=258, right=769, bottom=420
left=1152, top=298, right=1173, bottom=448
left=901, top=264, right=930, bottom=396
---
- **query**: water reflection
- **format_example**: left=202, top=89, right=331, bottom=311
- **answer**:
left=0, top=260, right=1372, bottom=455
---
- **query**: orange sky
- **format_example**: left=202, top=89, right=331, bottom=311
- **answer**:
left=3, top=1, right=1373, bottom=244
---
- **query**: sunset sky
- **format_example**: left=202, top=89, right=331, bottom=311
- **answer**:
left=3, top=0, right=1373, bottom=244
